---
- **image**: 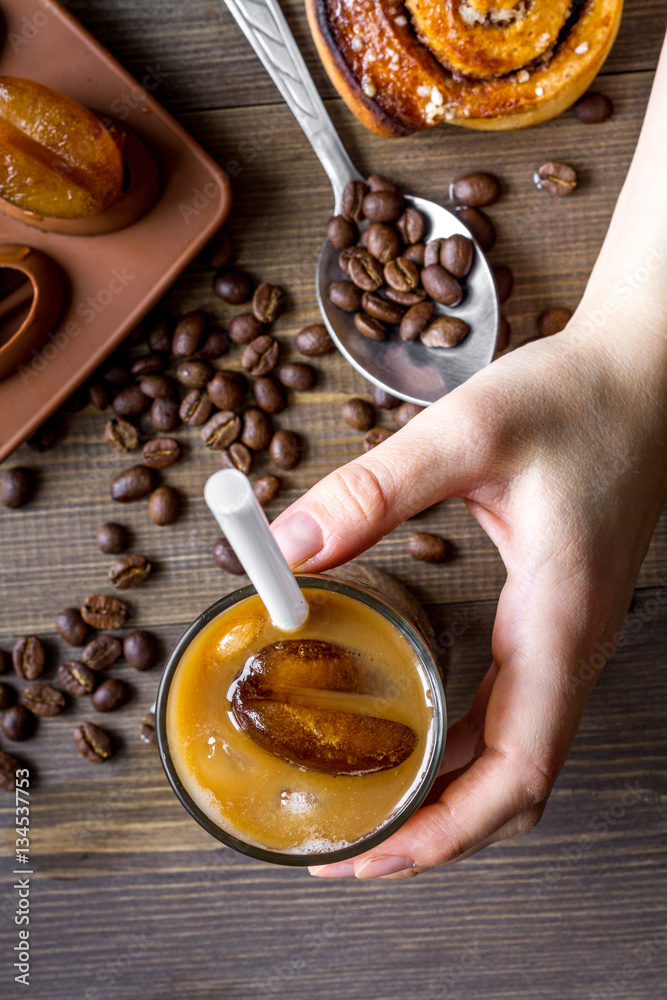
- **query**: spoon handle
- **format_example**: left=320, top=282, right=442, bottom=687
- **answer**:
left=222, top=0, right=363, bottom=209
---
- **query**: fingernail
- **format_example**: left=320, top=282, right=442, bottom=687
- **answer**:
left=272, top=511, right=323, bottom=568
left=309, top=862, right=356, bottom=878
left=356, top=856, right=415, bottom=879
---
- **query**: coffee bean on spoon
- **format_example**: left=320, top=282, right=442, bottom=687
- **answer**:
left=346, top=250, right=384, bottom=292
left=407, top=531, right=450, bottom=563
left=92, top=678, right=130, bottom=713
left=3, top=705, right=35, bottom=741
left=201, top=411, right=242, bottom=450
left=228, top=312, right=264, bottom=345
left=13, top=637, right=45, bottom=680
left=74, top=721, right=112, bottom=762
left=105, top=417, right=139, bottom=453
left=367, top=174, right=400, bottom=194
left=142, top=438, right=180, bottom=469
left=213, top=268, right=254, bottom=305
left=252, top=475, right=281, bottom=506
left=424, top=239, right=445, bottom=267
left=253, top=377, right=286, bottom=415
left=361, top=292, right=405, bottom=324
left=253, top=283, right=286, bottom=323
left=151, top=397, right=182, bottom=433
left=295, top=324, right=334, bottom=356
left=58, top=662, right=97, bottom=696
left=492, top=264, right=514, bottom=304
left=139, top=374, right=177, bottom=400
left=535, top=162, right=578, bottom=196
left=342, top=398, right=375, bottom=431
left=175, top=360, right=213, bottom=389
left=81, top=595, right=129, bottom=630
left=384, top=256, right=420, bottom=293
left=403, top=243, right=425, bottom=267
left=55, top=607, right=90, bottom=645
left=366, top=223, right=400, bottom=264
left=172, top=312, right=206, bottom=357
left=179, top=389, right=213, bottom=427
left=207, top=370, right=247, bottom=410
left=270, top=430, right=303, bottom=470
left=362, top=190, right=404, bottom=223
left=221, top=442, right=254, bottom=474
left=124, top=630, right=159, bottom=672
left=451, top=172, right=502, bottom=208
left=354, top=312, right=387, bottom=340
left=339, top=245, right=369, bottom=275
left=456, top=207, right=496, bottom=251
left=111, top=387, right=153, bottom=420
left=421, top=265, right=463, bottom=306
left=20, top=683, right=66, bottom=718
left=83, top=634, right=122, bottom=670
left=395, top=402, right=424, bottom=428
left=341, top=179, right=368, bottom=222
left=111, top=465, right=156, bottom=503
left=241, top=335, right=280, bottom=376
left=241, top=408, right=273, bottom=451
left=440, top=235, right=475, bottom=278
left=326, top=215, right=358, bottom=249
left=278, top=363, right=316, bottom=391
left=148, top=486, right=182, bottom=525
left=108, top=554, right=152, bottom=590
left=421, top=316, right=470, bottom=348
left=213, top=537, right=245, bottom=575
left=400, top=301, right=434, bottom=342
left=397, top=207, right=425, bottom=244
left=328, top=280, right=363, bottom=312
left=364, top=427, right=394, bottom=450
left=0, top=749, right=24, bottom=790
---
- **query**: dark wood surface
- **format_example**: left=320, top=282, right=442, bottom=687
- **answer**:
left=1, top=1, right=666, bottom=998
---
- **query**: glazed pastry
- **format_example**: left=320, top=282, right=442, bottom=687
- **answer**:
left=306, top=0, right=623, bottom=135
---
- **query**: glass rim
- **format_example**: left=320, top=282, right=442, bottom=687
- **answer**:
left=155, top=573, right=447, bottom=867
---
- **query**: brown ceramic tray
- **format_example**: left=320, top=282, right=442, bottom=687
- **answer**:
left=0, top=0, right=231, bottom=461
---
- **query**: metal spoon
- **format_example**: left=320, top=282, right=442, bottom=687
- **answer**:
left=222, top=0, right=499, bottom=405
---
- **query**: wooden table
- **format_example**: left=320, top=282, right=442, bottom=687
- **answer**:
left=1, top=2, right=666, bottom=997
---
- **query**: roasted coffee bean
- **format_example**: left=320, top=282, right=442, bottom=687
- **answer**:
left=124, top=630, right=159, bottom=671
left=209, top=227, right=234, bottom=269
left=395, top=402, right=424, bottom=428
left=108, top=554, right=152, bottom=589
left=295, top=324, right=334, bottom=356
left=384, top=256, right=420, bottom=293
left=424, top=238, right=445, bottom=267
left=364, top=427, right=394, bottom=450
left=421, top=265, right=463, bottom=306
left=362, top=190, right=404, bottom=223
left=253, top=283, right=286, bottom=323
left=142, top=438, right=180, bottom=469
left=328, top=280, right=363, bottom=312
left=341, top=179, right=368, bottom=222
left=140, top=374, right=176, bottom=400
left=400, top=301, right=434, bottom=341
left=339, top=245, right=369, bottom=275
left=496, top=315, right=511, bottom=353
left=179, top=389, right=213, bottom=427
left=575, top=91, right=614, bottom=123
left=421, top=316, right=470, bottom=348
left=83, top=635, right=122, bottom=671
left=0, top=649, right=7, bottom=674
left=361, top=291, right=405, bottom=324
left=207, top=371, right=246, bottom=411
left=253, top=377, right=286, bottom=415
left=28, top=418, right=59, bottom=451
left=385, top=287, right=427, bottom=307
left=408, top=531, right=450, bottom=563
left=278, top=363, right=316, bottom=391
left=221, top=442, right=254, bottom=474
left=193, top=327, right=229, bottom=361
left=58, top=662, right=96, bottom=696
left=3, top=705, right=35, bottom=741
left=140, top=711, right=157, bottom=743
left=397, top=207, right=426, bottom=244
left=0, top=748, right=22, bottom=790
left=112, top=385, right=151, bottom=418
left=13, top=637, right=44, bottom=680
left=326, top=215, right=357, bottom=249
left=441, top=234, right=475, bottom=278
left=536, top=161, right=578, bottom=196
left=342, top=398, right=375, bottom=431
left=103, top=362, right=131, bottom=389
left=0, top=682, right=14, bottom=710
left=253, top=475, right=281, bottom=506
left=146, top=313, right=174, bottom=354
left=201, top=410, right=242, bottom=450
left=213, top=537, right=245, bottom=575
left=87, top=382, right=110, bottom=410
left=241, top=335, right=280, bottom=376
left=172, top=311, right=206, bottom=357
left=175, top=359, right=213, bottom=389
left=213, top=268, right=253, bottom=305
left=372, top=386, right=401, bottom=409
left=492, top=264, right=514, bottom=304
left=270, top=430, right=303, bottom=470
left=55, top=607, right=89, bottom=645
left=148, top=486, right=182, bottom=525
left=74, top=721, right=112, bottom=762
left=1, top=468, right=33, bottom=508
left=59, top=385, right=89, bottom=412
left=241, top=408, right=273, bottom=451
left=21, top=683, right=65, bottom=717
left=366, top=223, right=400, bottom=265
left=347, top=249, right=384, bottom=292
left=538, top=306, right=571, bottom=337
left=111, top=465, right=156, bottom=503
left=451, top=172, right=501, bottom=207
left=130, top=353, right=168, bottom=378
left=456, top=206, right=496, bottom=251
left=354, top=312, right=387, bottom=340
left=367, top=174, right=400, bottom=194
left=403, top=243, right=426, bottom=267
left=228, top=312, right=264, bottom=345
left=81, top=594, right=129, bottom=630
left=105, top=417, right=139, bottom=453
left=151, top=396, right=181, bottom=432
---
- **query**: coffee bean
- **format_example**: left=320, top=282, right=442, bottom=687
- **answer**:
left=575, top=91, right=614, bottom=124
left=148, top=486, right=182, bottom=525
left=83, top=635, right=122, bottom=671
left=147, top=314, right=174, bottom=354
left=424, top=239, right=445, bottom=267
left=81, top=595, right=129, bottom=630
left=341, top=180, right=368, bottom=222
left=326, top=215, right=358, bottom=249
left=59, top=385, right=89, bottom=412
left=58, top=662, right=96, bottom=696
left=142, top=438, right=180, bottom=469
left=3, top=705, right=35, bottom=741
left=207, top=371, right=247, bottom=410
left=0, top=682, right=14, bottom=710
left=0, top=649, right=8, bottom=674
left=441, top=234, right=475, bottom=278
left=104, top=417, right=139, bottom=454
left=451, top=172, right=501, bottom=207
left=367, top=174, right=400, bottom=194
left=13, top=637, right=45, bottom=680
left=421, top=316, right=470, bottom=348
left=140, top=711, right=156, bottom=743
left=253, top=283, right=286, bottom=323
left=0, top=748, right=22, bottom=790
left=21, top=683, right=66, bottom=718
left=140, top=374, right=176, bottom=400
left=354, top=312, right=387, bottom=340
left=74, top=721, right=112, bottom=762
left=384, top=256, right=420, bottom=293
left=87, top=382, right=110, bottom=410
left=151, top=396, right=181, bottom=432
left=175, top=360, right=213, bottom=389
left=538, top=306, right=571, bottom=337
left=124, top=630, right=159, bottom=671
left=1, top=468, right=33, bottom=509
left=361, top=292, right=405, bottom=324
left=397, top=207, right=426, bottom=244
left=270, top=430, right=303, bottom=470
left=295, top=324, right=334, bottom=356
left=496, top=316, right=511, bottom=352
left=213, top=269, right=253, bottom=305
left=347, top=249, right=384, bottom=292
left=372, top=386, right=401, bottom=409
left=362, top=190, right=404, bottom=223
left=403, top=243, right=426, bottom=267
left=241, top=335, right=280, bottom=376
left=55, top=608, right=89, bottom=645
left=112, top=385, right=151, bottom=418
left=421, top=265, right=463, bottom=306
left=130, top=353, right=168, bottom=378
left=456, top=207, right=496, bottom=251
left=408, top=531, right=450, bottom=563
left=536, top=161, right=577, bottom=196
left=385, top=287, right=427, bottom=307
left=201, top=410, right=242, bottom=450
left=395, top=402, right=424, bottom=428
left=278, top=363, right=316, bottom=391
left=209, top=227, right=234, bottom=269
left=492, top=264, right=514, bottom=304
left=328, top=280, right=363, bottom=312
left=366, top=223, right=400, bottom=265
left=339, top=245, right=369, bottom=275
left=28, top=418, right=59, bottom=451
left=253, top=377, right=286, bottom=415
left=172, top=312, right=206, bottom=357
left=108, top=554, right=152, bottom=589
left=213, top=537, right=245, bottom=575
left=241, top=408, right=273, bottom=451
left=179, top=389, right=213, bottom=427
left=228, top=312, right=264, bottom=345
left=252, top=475, right=281, bottom=506
left=193, top=327, right=229, bottom=361
left=400, top=301, right=434, bottom=341
left=221, top=442, right=254, bottom=475
left=342, top=398, right=375, bottom=431
left=103, top=362, right=131, bottom=389
left=364, top=427, right=394, bottom=450
left=111, top=465, right=156, bottom=503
